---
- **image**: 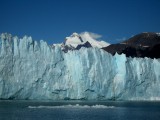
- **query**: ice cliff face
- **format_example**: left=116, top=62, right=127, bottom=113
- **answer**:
left=0, top=33, right=160, bottom=100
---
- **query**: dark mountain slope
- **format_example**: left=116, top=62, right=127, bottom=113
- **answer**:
left=102, top=32, right=160, bottom=58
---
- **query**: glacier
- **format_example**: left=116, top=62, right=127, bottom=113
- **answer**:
left=0, top=33, right=160, bottom=100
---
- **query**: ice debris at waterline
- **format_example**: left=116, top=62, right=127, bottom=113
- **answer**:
left=28, top=104, right=115, bottom=109
left=0, top=33, right=160, bottom=100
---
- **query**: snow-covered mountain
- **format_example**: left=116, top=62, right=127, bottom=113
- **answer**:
left=63, top=32, right=110, bottom=49
left=0, top=33, right=160, bottom=100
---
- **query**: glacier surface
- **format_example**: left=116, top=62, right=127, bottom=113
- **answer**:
left=0, top=34, right=160, bottom=100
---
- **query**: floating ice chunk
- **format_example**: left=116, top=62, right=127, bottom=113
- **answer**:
left=28, top=104, right=115, bottom=109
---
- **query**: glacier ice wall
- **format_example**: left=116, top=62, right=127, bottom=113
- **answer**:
left=0, top=35, right=160, bottom=100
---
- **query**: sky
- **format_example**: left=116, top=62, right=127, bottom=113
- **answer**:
left=0, top=0, right=160, bottom=44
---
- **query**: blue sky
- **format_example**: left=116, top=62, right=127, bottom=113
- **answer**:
left=0, top=0, right=160, bottom=44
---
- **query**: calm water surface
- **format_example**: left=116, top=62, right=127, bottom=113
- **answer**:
left=0, top=100, right=160, bottom=120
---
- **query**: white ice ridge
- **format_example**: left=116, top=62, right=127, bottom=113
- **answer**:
left=64, top=32, right=110, bottom=48
left=28, top=104, right=115, bottom=109
left=0, top=33, right=160, bottom=100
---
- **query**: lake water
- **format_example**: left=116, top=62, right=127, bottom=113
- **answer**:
left=0, top=100, right=160, bottom=120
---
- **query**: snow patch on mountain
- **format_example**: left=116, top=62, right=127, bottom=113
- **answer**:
left=156, top=33, right=160, bottom=36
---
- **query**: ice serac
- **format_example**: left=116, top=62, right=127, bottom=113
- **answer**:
left=0, top=33, right=160, bottom=100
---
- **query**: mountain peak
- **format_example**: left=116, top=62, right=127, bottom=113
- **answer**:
left=64, top=32, right=110, bottom=49
left=71, top=32, right=80, bottom=37
left=64, top=32, right=83, bottom=48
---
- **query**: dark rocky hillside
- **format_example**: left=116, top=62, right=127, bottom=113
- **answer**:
left=102, top=32, right=160, bottom=58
